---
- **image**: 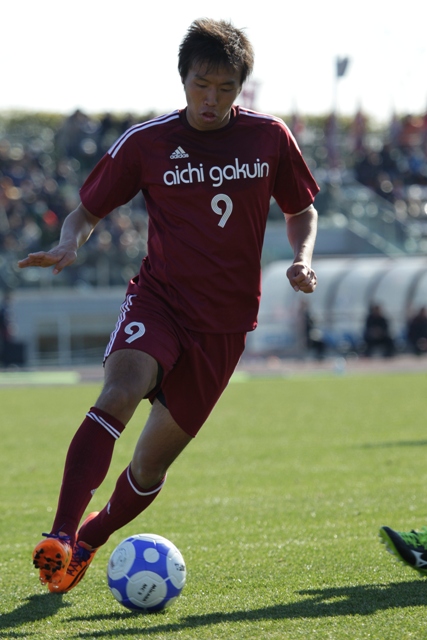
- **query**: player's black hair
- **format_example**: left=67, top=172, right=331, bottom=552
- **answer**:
left=178, top=18, right=254, bottom=85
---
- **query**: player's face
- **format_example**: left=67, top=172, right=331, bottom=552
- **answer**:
left=183, top=64, right=242, bottom=131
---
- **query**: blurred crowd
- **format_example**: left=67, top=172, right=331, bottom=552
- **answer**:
left=0, top=110, right=150, bottom=289
left=352, top=113, right=427, bottom=220
left=1, top=107, right=427, bottom=291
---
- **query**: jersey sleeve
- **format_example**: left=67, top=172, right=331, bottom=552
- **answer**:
left=79, top=134, right=143, bottom=218
left=272, top=123, right=320, bottom=215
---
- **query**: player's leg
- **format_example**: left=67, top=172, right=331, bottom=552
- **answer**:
left=52, top=349, right=159, bottom=532
left=131, top=398, right=194, bottom=487
left=79, top=398, right=192, bottom=548
left=95, top=349, right=160, bottom=424
left=49, top=399, right=192, bottom=593
left=80, top=330, right=247, bottom=549
left=33, top=349, right=159, bottom=586
left=47, top=330, right=246, bottom=593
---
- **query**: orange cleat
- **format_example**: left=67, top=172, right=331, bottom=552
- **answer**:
left=48, top=512, right=100, bottom=593
left=33, top=533, right=72, bottom=586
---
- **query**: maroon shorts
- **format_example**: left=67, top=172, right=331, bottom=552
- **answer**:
left=104, top=282, right=246, bottom=437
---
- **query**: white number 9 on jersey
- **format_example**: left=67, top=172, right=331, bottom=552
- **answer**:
left=124, top=322, right=146, bottom=343
left=211, top=194, right=233, bottom=228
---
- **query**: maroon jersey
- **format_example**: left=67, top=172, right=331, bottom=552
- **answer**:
left=80, top=106, right=319, bottom=332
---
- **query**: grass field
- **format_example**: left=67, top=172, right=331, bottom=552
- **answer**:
left=1, top=371, right=427, bottom=639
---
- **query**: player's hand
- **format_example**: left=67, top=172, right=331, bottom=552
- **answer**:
left=18, top=244, right=78, bottom=275
left=286, top=262, right=317, bottom=293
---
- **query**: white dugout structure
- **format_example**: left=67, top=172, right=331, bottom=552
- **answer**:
left=246, top=256, right=427, bottom=357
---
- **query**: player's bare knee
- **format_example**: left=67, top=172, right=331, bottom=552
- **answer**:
left=95, top=380, right=144, bottom=422
left=104, top=350, right=159, bottom=396
left=131, top=458, right=167, bottom=490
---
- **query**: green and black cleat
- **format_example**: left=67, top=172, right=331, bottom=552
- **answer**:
left=379, top=525, right=427, bottom=576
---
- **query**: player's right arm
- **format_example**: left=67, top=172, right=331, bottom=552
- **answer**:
left=18, top=203, right=100, bottom=275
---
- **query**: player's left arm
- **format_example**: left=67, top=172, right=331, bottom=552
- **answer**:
left=285, top=205, right=318, bottom=293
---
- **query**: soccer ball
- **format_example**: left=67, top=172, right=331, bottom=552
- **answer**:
left=107, top=533, right=186, bottom=612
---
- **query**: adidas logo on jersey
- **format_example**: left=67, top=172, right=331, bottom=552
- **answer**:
left=170, top=146, right=189, bottom=159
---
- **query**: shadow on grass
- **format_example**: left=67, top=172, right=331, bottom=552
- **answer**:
left=0, top=592, right=71, bottom=636
left=66, top=580, right=427, bottom=637
left=360, top=439, right=427, bottom=448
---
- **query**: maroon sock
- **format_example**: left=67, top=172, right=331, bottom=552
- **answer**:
left=51, top=407, right=125, bottom=544
left=78, top=465, right=166, bottom=548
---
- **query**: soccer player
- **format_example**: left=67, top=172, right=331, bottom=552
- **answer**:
left=379, top=526, right=427, bottom=576
left=19, top=18, right=319, bottom=593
